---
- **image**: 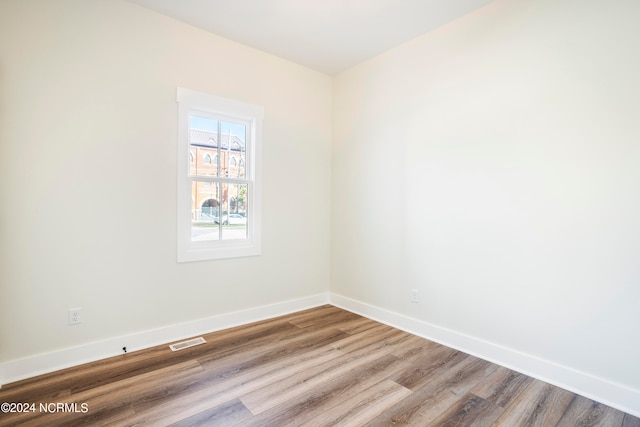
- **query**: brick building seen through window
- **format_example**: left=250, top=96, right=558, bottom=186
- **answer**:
left=189, top=128, right=246, bottom=222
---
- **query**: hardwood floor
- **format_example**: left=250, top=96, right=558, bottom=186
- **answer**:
left=0, top=305, right=638, bottom=426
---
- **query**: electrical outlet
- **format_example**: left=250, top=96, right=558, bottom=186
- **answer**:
left=68, top=308, right=82, bottom=325
left=411, top=288, right=419, bottom=303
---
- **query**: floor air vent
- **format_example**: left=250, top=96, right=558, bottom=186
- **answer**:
left=169, top=337, right=206, bottom=351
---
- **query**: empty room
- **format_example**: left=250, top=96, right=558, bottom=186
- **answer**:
left=1, top=0, right=639, bottom=425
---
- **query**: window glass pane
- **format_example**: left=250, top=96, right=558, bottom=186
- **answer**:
left=222, top=183, right=248, bottom=240
left=221, top=121, right=246, bottom=179
left=189, top=115, right=219, bottom=177
left=191, top=181, right=220, bottom=241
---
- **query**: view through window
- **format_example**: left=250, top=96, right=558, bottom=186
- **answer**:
left=189, top=115, right=249, bottom=241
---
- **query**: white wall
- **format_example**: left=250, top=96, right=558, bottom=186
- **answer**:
left=333, top=0, right=640, bottom=408
left=0, top=0, right=331, bottom=364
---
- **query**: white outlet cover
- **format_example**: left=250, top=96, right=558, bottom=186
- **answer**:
left=68, top=308, right=82, bottom=325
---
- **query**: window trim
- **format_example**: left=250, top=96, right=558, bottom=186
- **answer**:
left=177, top=87, right=263, bottom=262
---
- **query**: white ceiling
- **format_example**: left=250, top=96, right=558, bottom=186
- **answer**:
left=128, top=0, right=496, bottom=75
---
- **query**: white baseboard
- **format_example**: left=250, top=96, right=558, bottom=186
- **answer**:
left=329, top=293, right=640, bottom=418
left=0, top=293, right=330, bottom=387
left=3, top=291, right=638, bottom=418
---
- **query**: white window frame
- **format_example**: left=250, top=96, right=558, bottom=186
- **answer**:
left=177, top=87, right=263, bottom=262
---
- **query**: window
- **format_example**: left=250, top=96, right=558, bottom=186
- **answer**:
left=177, top=88, right=263, bottom=262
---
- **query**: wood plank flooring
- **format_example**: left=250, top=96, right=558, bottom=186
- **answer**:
left=0, top=305, right=638, bottom=426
